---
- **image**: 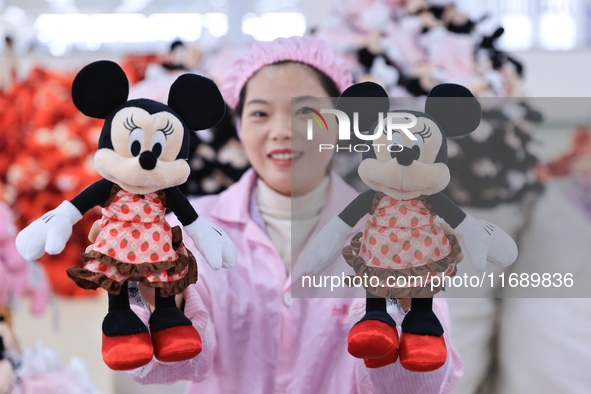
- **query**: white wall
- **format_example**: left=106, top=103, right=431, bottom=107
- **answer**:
left=517, top=50, right=591, bottom=96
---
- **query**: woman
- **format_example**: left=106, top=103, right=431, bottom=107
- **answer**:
left=127, top=36, right=462, bottom=393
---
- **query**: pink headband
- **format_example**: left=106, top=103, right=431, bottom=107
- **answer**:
left=222, top=36, right=353, bottom=111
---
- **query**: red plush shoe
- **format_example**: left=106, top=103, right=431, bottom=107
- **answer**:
left=151, top=325, right=203, bottom=363
left=364, top=350, right=399, bottom=368
left=102, top=332, right=153, bottom=371
left=398, top=332, right=447, bottom=372
left=348, top=320, right=399, bottom=360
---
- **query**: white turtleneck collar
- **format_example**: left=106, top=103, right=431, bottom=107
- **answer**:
left=255, top=177, right=330, bottom=272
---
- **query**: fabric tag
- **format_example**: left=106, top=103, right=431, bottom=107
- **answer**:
left=387, top=298, right=406, bottom=315
left=127, top=281, right=153, bottom=378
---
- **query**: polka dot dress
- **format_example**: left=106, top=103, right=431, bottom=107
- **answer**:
left=343, top=192, right=462, bottom=298
left=359, top=196, right=451, bottom=269
left=67, top=186, right=196, bottom=296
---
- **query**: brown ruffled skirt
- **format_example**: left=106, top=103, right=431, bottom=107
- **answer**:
left=343, top=232, right=462, bottom=298
left=66, top=226, right=198, bottom=297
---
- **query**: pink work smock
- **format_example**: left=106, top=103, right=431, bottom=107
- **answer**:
left=128, top=168, right=463, bottom=393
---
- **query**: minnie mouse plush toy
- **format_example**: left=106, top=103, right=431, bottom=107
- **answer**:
left=306, top=82, right=517, bottom=372
left=16, top=61, right=236, bottom=371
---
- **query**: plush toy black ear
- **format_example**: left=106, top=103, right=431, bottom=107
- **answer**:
left=425, top=83, right=481, bottom=137
left=336, top=82, right=390, bottom=134
left=168, top=74, right=225, bottom=131
left=71, top=60, right=129, bottom=119
left=480, top=27, right=505, bottom=49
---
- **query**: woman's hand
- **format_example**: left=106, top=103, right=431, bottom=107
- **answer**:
left=85, top=219, right=101, bottom=253
left=137, top=284, right=183, bottom=313
left=88, top=219, right=101, bottom=243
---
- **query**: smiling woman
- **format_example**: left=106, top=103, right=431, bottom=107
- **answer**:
left=238, top=62, right=339, bottom=196
left=125, top=36, right=463, bottom=394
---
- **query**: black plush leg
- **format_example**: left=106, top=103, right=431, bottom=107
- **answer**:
left=101, top=281, right=153, bottom=371
left=400, top=297, right=443, bottom=336
left=357, top=295, right=397, bottom=328
left=398, top=297, right=447, bottom=372
left=149, top=288, right=202, bottom=363
left=102, top=282, right=148, bottom=337
left=148, top=288, right=192, bottom=332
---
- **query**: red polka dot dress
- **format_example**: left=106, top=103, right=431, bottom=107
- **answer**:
left=67, top=185, right=197, bottom=297
left=343, top=192, right=461, bottom=298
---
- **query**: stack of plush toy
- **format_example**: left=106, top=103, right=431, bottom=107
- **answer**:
left=0, top=200, right=52, bottom=394
left=0, top=46, right=247, bottom=296
left=0, top=66, right=103, bottom=296
left=536, top=126, right=591, bottom=218
left=0, top=335, right=101, bottom=394
left=0, top=202, right=49, bottom=314
left=318, top=0, right=514, bottom=96
left=316, top=0, right=542, bottom=208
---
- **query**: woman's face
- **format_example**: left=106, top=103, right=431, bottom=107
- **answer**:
left=240, top=62, right=338, bottom=197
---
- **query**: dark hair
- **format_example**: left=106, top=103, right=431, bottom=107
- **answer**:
left=234, top=61, right=341, bottom=117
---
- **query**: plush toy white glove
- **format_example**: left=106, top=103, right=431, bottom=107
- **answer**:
left=454, top=214, right=518, bottom=272
left=16, top=201, right=82, bottom=261
left=184, top=217, right=236, bottom=271
left=305, top=216, right=353, bottom=275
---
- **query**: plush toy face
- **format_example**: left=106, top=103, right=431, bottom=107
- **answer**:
left=358, top=113, right=449, bottom=200
left=95, top=106, right=189, bottom=194
left=338, top=82, right=481, bottom=202
left=71, top=60, right=225, bottom=194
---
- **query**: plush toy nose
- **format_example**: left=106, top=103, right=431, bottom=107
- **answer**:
left=396, top=147, right=414, bottom=166
left=139, top=151, right=157, bottom=170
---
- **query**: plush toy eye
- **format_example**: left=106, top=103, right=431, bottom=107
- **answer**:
left=388, top=131, right=403, bottom=159
left=150, top=130, right=166, bottom=158
left=129, top=128, right=144, bottom=157
left=409, top=134, right=424, bottom=160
